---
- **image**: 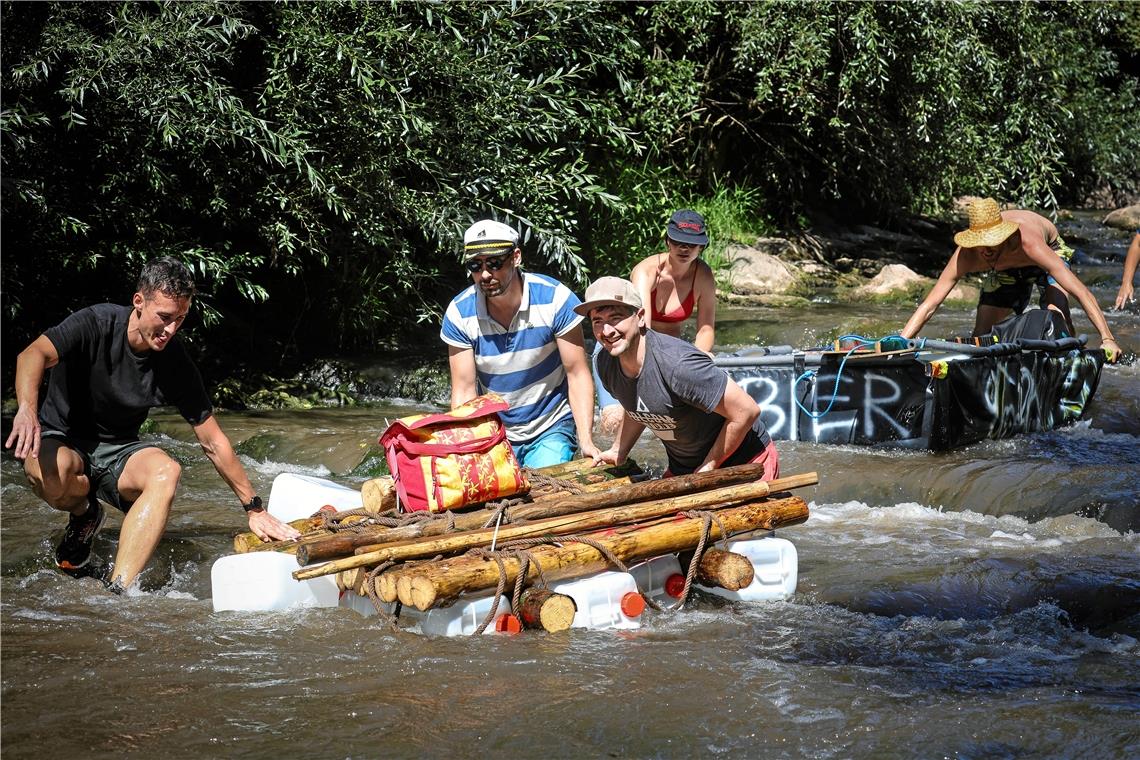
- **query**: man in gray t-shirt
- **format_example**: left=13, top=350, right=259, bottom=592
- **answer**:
left=577, top=276, right=778, bottom=478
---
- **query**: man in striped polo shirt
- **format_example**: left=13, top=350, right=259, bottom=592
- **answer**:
left=441, top=219, right=601, bottom=467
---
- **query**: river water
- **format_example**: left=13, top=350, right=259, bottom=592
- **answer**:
left=2, top=218, right=1138, bottom=758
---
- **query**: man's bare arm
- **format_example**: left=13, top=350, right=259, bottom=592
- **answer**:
left=192, top=415, right=300, bottom=542
left=4, top=335, right=59, bottom=460
left=695, top=378, right=760, bottom=473
left=556, top=327, right=599, bottom=459
left=447, top=346, right=478, bottom=409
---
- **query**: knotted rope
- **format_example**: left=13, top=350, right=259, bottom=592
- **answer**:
left=321, top=506, right=455, bottom=533
left=467, top=534, right=628, bottom=635
left=524, top=470, right=585, bottom=496
left=666, top=510, right=729, bottom=611
left=364, top=560, right=402, bottom=632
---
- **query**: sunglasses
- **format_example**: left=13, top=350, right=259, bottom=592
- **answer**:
left=464, top=252, right=512, bottom=273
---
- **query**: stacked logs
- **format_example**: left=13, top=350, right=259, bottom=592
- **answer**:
left=238, top=460, right=815, bottom=632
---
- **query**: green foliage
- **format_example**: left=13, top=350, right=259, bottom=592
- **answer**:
left=2, top=1, right=642, bottom=365
left=727, top=1, right=1139, bottom=216
left=2, top=0, right=1136, bottom=382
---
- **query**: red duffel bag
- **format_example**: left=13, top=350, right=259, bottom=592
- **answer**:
left=379, top=392, right=529, bottom=513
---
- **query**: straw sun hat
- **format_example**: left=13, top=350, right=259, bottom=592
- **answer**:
left=954, top=198, right=1020, bottom=248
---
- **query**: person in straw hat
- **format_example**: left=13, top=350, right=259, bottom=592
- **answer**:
left=576, top=276, right=778, bottom=480
left=900, top=197, right=1121, bottom=361
left=440, top=219, right=601, bottom=468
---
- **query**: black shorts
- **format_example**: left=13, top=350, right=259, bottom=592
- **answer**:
left=41, top=432, right=159, bottom=513
left=977, top=236, right=1074, bottom=313
left=977, top=266, right=1047, bottom=313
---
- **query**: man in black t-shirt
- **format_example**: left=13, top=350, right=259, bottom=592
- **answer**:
left=5, top=258, right=299, bottom=590
left=577, top=277, right=779, bottom=479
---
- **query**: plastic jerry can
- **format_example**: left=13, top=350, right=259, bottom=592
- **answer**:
left=267, top=472, right=363, bottom=522
left=628, top=554, right=684, bottom=604
left=697, top=536, right=798, bottom=602
left=550, top=570, right=644, bottom=631
left=416, top=594, right=516, bottom=637
left=211, top=552, right=340, bottom=612
left=339, top=591, right=397, bottom=619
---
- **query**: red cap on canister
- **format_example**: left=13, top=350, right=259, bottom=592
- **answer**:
left=495, top=613, right=522, bottom=634
left=664, top=573, right=687, bottom=599
left=620, top=592, right=645, bottom=618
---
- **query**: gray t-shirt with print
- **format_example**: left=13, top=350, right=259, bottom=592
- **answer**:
left=596, top=330, right=770, bottom=474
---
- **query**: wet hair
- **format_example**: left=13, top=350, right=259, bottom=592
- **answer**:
left=137, top=257, right=196, bottom=300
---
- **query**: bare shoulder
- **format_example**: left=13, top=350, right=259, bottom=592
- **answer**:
left=1003, top=209, right=1055, bottom=241
left=695, top=258, right=717, bottom=286
left=948, top=247, right=983, bottom=275
left=630, top=254, right=659, bottom=283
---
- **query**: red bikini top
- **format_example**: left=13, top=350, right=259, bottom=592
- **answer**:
left=650, top=260, right=698, bottom=323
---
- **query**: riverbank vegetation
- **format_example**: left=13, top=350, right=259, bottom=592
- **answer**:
left=3, top=1, right=1138, bottom=397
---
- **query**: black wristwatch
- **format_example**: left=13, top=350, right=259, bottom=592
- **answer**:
left=242, top=495, right=264, bottom=514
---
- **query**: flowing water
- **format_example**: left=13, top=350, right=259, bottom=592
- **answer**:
left=2, top=217, right=1138, bottom=758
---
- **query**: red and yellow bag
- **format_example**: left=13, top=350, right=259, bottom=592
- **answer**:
left=379, top=393, right=529, bottom=513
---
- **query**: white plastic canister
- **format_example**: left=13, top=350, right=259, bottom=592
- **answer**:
left=697, top=536, right=798, bottom=602
left=211, top=552, right=340, bottom=612
left=266, top=472, right=364, bottom=523
left=416, top=596, right=516, bottom=637
left=627, top=554, right=684, bottom=604
left=550, top=570, right=644, bottom=631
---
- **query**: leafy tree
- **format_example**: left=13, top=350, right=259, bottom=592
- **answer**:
left=3, top=1, right=1136, bottom=393
left=2, top=1, right=642, bottom=372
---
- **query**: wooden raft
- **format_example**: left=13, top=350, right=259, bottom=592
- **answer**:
left=238, top=459, right=816, bottom=627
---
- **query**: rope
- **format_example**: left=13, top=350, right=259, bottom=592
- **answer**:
left=468, top=547, right=554, bottom=635
left=471, top=551, right=510, bottom=635
left=793, top=334, right=877, bottom=420
left=363, top=561, right=402, bottom=632
left=321, top=507, right=435, bottom=533
left=468, top=535, right=621, bottom=635
left=479, top=496, right=527, bottom=529
left=666, top=510, right=729, bottom=611
left=524, top=470, right=585, bottom=495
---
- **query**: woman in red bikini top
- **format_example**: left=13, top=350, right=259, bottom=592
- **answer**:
left=630, top=209, right=718, bottom=353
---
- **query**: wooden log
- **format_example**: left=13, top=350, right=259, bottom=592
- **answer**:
left=296, top=467, right=748, bottom=564
left=533, top=457, right=600, bottom=478
left=338, top=567, right=367, bottom=595
left=361, top=476, right=398, bottom=514
left=302, top=467, right=816, bottom=565
left=392, top=494, right=808, bottom=610
left=294, top=472, right=816, bottom=579
left=518, top=588, right=577, bottom=633
left=694, top=549, right=754, bottom=591
left=375, top=571, right=399, bottom=603
left=234, top=462, right=641, bottom=556
left=294, top=473, right=641, bottom=564
left=231, top=515, right=328, bottom=554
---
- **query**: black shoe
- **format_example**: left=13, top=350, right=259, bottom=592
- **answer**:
left=55, top=498, right=105, bottom=574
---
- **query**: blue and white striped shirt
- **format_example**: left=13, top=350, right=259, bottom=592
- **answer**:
left=441, top=273, right=584, bottom=442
